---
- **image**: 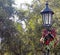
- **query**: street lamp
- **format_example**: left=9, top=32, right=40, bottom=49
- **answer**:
left=41, top=1, right=54, bottom=28
left=40, top=1, right=54, bottom=55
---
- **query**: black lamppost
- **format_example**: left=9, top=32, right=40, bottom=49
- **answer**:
left=41, top=1, right=54, bottom=29
left=40, top=1, right=54, bottom=55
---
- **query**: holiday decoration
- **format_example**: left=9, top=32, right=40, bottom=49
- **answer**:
left=40, top=28, right=57, bottom=45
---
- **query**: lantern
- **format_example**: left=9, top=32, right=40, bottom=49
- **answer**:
left=41, top=1, right=54, bottom=27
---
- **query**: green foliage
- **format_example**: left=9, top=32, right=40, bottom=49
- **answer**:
left=0, top=0, right=60, bottom=55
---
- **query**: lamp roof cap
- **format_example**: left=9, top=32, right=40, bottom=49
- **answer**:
left=41, top=1, right=54, bottom=14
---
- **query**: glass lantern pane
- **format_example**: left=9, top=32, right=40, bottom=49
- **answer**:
left=49, top=14, right=52, bottom=24
left=45, top=14, right=48, bottom=24
left=42, top=14, right=45, bottom=24
left=0, top=37, right=2, bottom=49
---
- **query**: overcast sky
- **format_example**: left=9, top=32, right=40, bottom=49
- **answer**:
left=15, top=0, right=32, bottom=8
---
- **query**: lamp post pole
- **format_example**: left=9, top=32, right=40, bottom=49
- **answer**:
left=40, top=1, right=54, bottom=55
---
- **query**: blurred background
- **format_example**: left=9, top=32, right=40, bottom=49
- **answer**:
left=0, top=0, right=60, bottom=55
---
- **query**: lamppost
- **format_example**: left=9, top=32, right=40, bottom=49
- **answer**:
left=41, top=1, right=54, bottom=28
left=40, top=1, right=54, bottom=55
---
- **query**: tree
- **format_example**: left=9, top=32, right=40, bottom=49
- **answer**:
left=0, top=0, right=22, bottom=55
left=17, top=0, right=60, bottom=55
left=0, top=0, right=60, bottom=55
left=0, top=0, right=16, bottom=18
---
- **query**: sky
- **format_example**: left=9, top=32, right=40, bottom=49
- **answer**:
left=15, top=0, right=33, bottom=8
